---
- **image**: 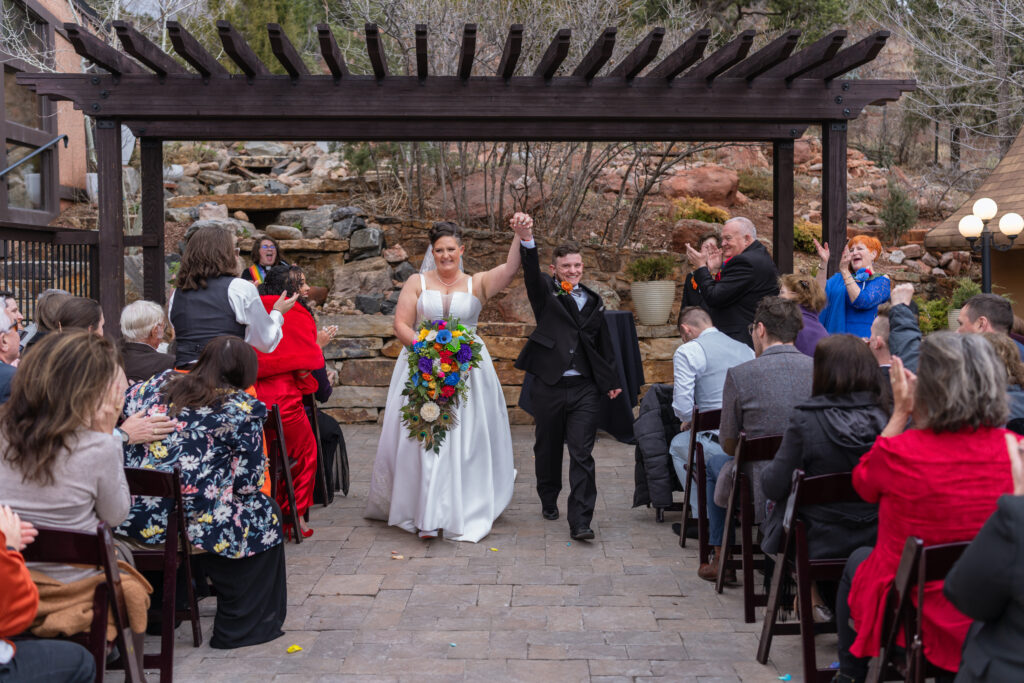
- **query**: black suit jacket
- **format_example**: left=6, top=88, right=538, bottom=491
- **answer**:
left=944, top=494, right=1024, bottom=682
left=120, top=340, right=175, bottom=384
left=693, top=240, right=779, bottom=347
left=514, top=245, right=619, bottom=392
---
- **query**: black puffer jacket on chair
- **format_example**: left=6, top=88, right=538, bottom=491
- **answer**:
left=632, top=383, right=681, bottom=509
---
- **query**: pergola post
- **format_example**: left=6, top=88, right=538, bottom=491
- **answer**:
left=95, top=119, right=125, bottom=338
left=821, top=121, right=848, bottom=276
left=140, top=138, right=166, bottom=304
left=772, top=139, right=795, bottom=274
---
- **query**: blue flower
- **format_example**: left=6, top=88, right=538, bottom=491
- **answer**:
left=460, top=362, right=470, bottom=372
left=412, top=341, right=425, bottom=353
left=436, top=329, right=453, bottom=344
left=444, top=372, right=460, bottom=386
left=853, top=267, right=873, bottom=283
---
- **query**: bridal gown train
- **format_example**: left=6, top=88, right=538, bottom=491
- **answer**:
left=365, top=275, right=516, bottom=542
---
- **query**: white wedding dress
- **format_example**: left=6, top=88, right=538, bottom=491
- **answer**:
left=365, top=274, right=516, bottom=542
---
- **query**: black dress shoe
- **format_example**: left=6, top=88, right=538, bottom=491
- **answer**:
left=542, top=508, right=559, bottom=521
left=671, top=522, right=699, bottom=539
left=570, top=527, right=595, bottom=541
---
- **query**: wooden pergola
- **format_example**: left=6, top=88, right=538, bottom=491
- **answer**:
left=18, top=21, right=914, bottom=330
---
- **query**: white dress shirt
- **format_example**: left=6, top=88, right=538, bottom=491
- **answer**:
left=671, top=327, right=716, bottom=422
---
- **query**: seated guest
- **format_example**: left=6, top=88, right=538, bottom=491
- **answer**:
left=667, top=306, right=753, bottom=536
left=867, top=305, right=894, bottom=411
left=702, top=296, right=813, bottom=582
left=0, top=331, right=131, bottom=585
left=835, top=333, right=1014, bottom=682
left=982, top=332, right=1024, bottom=425
left=20, top=289, right=69, bottom=354
left=813, top=236, right=890, bottom=336
left=54, top=296, right=104, bottom=337
left=0, top=505, right=94, bottom=683
left=957, top=293, right=1024, bottom=358
left=761, top=334, right=885, bottom=560
left=681, top=233, right=722, bottom=313
left=168, top=226, right=296, bottom=368
left=0, top=291, right=24, bottom=333
left=778, top=273, right=828, bottom=357
left=942, top=436, right=1024, bottom=682
left=685, top=217, right=780, bottom=348
left=0, top=311, right=18, bottom=404
left=118, top=300, right=174, bottom=384
left=256, top=265, right=330, bottom=538
left=118, top=336, right=286, bottom=649
left=241, top=236, right=288, bottom=285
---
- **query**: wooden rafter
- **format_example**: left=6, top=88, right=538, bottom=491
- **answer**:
left=415, top=24, right=428, bottom=81
left=217, top=20, right=270, bottom=77
left=268, top=23, right=309, bottom=80
left=685, top=30, right=755, bottom=83
left=761, top=30, right=847, bottom=81
left=316, top=24, right=349, bottom=80
left=365, top=23, right=389, bottom=80
left=534, top=28, right=571, bottom=80
left=648, top=28, right=711, bottom=80
left=64, top=23, right=143, bottom=76
left=803, top=30, right=890, bottom=81
left=458, top=24, right=476, bottom=81
left=167, top=21, right=229, bottom=78
left=497, top=24, right=523, bottom=80
left=112, top=21, right=186, bottom=77
left=723, top=29, right=800, bottom=81
left=609, top=27, right=664, bottom=80
left=572, top=27, right=616, bottom=81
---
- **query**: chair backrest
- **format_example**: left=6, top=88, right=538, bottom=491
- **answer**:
left=735, top=432, right=783, bottom=465
left=782, top=470, right=863, bottom=533
left=692, top=407, right=722, bottom=433
left=123, top=466, right=180, bottom=499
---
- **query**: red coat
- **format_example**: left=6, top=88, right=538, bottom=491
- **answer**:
left=849, top=426, right=1013, bottom=671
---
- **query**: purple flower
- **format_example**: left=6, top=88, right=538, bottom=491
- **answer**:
left=456, top=345, right=473, bottom=363
left=418, top=357, right=433, bottom=374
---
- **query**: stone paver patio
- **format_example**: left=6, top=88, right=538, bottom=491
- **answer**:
left=164, top=425, right=829, bottom=682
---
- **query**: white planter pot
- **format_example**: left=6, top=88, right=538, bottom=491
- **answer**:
left=948, top=308, right=961, bottom=332
left=631, top=280, right=676, bottom=326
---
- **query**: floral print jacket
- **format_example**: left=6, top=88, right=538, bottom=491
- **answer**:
left=117, top=370, right=282, bottom=558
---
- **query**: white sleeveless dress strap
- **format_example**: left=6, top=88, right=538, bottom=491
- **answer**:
left=419, top=273, right=427, bottom=290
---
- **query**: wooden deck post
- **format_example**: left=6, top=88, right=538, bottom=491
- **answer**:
left=140, top=138, right=165, bottom=304
left=772, top=139, right=795, bottom=274
left=821, top=121, right=848, bottom=276
left=95, top=119, right=124, bottom=338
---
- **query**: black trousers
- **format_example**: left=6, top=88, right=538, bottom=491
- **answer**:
left=836, top=546, right=873, bottom=682
left=532, top=375, right=601, bottom=531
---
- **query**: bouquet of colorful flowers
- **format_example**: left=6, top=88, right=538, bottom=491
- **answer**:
left=401, top=318, right=482, bottom=453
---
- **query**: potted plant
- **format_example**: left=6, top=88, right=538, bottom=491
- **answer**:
left=627, top=254, right=677, bottom=326
left=948, top=277, right=981, bottom=331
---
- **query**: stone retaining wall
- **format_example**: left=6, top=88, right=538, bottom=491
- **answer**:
left=317, top=314, right=681, bottom=425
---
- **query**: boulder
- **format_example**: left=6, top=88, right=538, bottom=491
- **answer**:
left=266, top=224, right=304, bottom=240
left=946, top=259, right=963, bottom=276
left=793, top=138, right=816, bottom=165
left=331, top=206, right=364, bottom=221
left=276, top=206, right=335, bottom=238
left=213, top=181, right=254, bottom=195
left=888, top=250, right=906, bottom=265
left=165, top=207, right=195, bottom=223
left=488, top=282, right=536, bottom=324
left=198, top=202, right=229, bottom=221
left=939, top=251, right=955, bottom=267
left=333, top=215, right=368, bottom=239
left=379, top=290, right=401, bottom=315
left=233, top=210, right=249, bottom=222
left=669, top=218, right=721, bottom=253
left=584, top=279, right=621, bottom=310
left=186, top=217, right=255, bottom=238
left=901, top=244, right=924, bottom=259
left=393, top=262, right=416, bottom=283
left=349, top=227, right=383, bottom=260
left=931, top=268, right=946, bottom=277
left=921, top=253, right=939, bottom=268
left=715, top=145, right=770, bottom=169
left=181, top=162, right=200, bottom=177
left=264, top=179, right=289, bottom=195
left=174, top=177, right=201, bottom=196
left=196, top=170, right=239, bottom=186
left=244, top=141, right=290, bottom=156
left=354, top=294, right=383, bottom=314
left=331, top=256, right=394, bottom=302
left=660, top=165, right=739, bottom=206
left=382, top=244, right=408, bottom=264
left=429, top=166, right=543, bottom=221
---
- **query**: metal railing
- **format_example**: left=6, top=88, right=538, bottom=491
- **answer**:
left=0, top=226, right=97, bottom=323
left=0, top=134, right=69, bottom=180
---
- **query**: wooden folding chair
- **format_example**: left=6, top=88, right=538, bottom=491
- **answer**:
left=303, top=394, right=331, bottom=509
left=265, top=403, right=303, bottom=543
left=716, top=432, right=783, bottom=624
left=757, top=470, right=865, bottom=682
left=123, top=465, right=203, bottom=682
left=20, top=523, right=146, bottom=683
left=678, top=406, right=722, bottom=549
left=867, top=537, right=968, bottom=683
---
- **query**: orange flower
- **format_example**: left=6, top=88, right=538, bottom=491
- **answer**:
left=427, top=389, right=436, bottom=398
left=560, top=280, right=573, bottom=293
left=434, top=343, right=442, bottom=351
left=421, top=373, right=432, bottom=381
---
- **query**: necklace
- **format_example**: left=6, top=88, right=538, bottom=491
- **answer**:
left=436, top=271, right=462, bottom=288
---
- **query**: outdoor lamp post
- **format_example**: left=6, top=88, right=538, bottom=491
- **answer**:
left=957, top=198, right=1023, bottom=293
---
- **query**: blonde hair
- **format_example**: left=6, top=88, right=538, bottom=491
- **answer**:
left=779, top=274, right=827, bottom=313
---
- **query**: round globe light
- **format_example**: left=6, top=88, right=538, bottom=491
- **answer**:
left=958, top=214, right=984, bottom=238
left=999, top=212, right=1024, bottom=237
left=973, top=197, right=998, bottom=221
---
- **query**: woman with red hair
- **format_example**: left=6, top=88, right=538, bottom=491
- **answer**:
left=814, top=234, right=890, bottom=337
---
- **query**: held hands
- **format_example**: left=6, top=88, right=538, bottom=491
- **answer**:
left=889, top=356, right=917, bottom=417
left=685, top=243, right=708, bottom=269
left=1006, top=433, right=1024, bottom=496
left=317, top=325, right=338, bottom=348
left=890, top=283, right=915, bottom=307
left=0, top=505, right=36, bottom=551
left=120, top=409, right=178, bottom=445
left=510, top=212, right=534, bottom=242
left=272, top=291, right=300, bottom=315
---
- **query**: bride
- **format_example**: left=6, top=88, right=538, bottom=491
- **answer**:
left=365, top=213, right=535, bottom=541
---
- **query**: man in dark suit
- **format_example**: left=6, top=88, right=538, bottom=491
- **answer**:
left=685, top=217, right=779, bottom=348
left=0, top=309, right=19, bottom=404
left=514, top=222, right=621, bottom=541
left=118, top=300, right=174, bottom=384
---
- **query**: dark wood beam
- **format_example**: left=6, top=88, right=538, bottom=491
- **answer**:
left=803, top=31, right=890, bottom=81
left=821, top=121, right=848, bottom=275
left=497, top=24, right=523, bottom=80
left=724, top=29, right=800, bottom=81
left=648, top=28, right=711, bottom=80
left=458, top=24, right=476, bottom=81
left=772, top=139, right=795, bottom=274
left=139, top=138, right=166, bottom=304
left=168, top=20, right=229, bottom=78
left=609, top=27, right=664, bottom=80
left=63, top=23, right=143, bottom=76
left=684, top=30, right=755, bottom=83
left=365, top=23, right=389, bottom=80
left=113, top=20, right=186, bottom=76
left=533, top=28, right=571, bottom=80
left=572, top=27, right=616, bottom=81
left=761, top=30, right=846, bottom=81
left=268, top=23, right=309, bottom=80
left=217, top=20, right=270, bottom=77
left=415, top=24, right=428, bottom=81
left=316, top=24, right=349, bottom=80
left=94, top=120, right=124, bottom=338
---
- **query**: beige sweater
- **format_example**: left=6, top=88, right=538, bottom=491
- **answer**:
left=0, top=428, right=130, bottom=583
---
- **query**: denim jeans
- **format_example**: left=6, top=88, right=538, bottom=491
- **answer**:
left=0, top=640, right=94, bottom=683
left=669, top=429, right=729, bottom=547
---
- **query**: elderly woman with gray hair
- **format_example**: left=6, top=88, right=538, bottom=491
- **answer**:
left=833, top=332, right=1015, bottom=682
left=119, top=300, right=174, bottom=384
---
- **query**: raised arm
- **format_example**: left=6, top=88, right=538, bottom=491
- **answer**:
left=476, top=213, right=533, bottom=304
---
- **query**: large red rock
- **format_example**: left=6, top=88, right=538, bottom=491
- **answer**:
left=715, top=145, right=770, bottom=169
left=660, top=166, right=739, bottom=207
left=429, top=167, right=543, bottom=221
left=669, top=218, right=722, bottom=253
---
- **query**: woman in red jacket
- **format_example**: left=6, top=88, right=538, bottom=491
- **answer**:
left=255, top=265, right=333, bottom=538
left=834, top=332, right=1014, bottom=682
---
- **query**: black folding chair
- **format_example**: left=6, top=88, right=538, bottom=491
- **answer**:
left=265, top=404, right=303, bottom=543
left=679, top=406, right=722, bottom=549
left=303, top=394, right=331, bottom=508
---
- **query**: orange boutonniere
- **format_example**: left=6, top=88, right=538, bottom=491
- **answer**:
left=556, top=280, right=574, bottom=296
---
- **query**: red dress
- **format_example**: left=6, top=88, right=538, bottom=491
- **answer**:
left=254, top=298, right=323, bottom=517
left=849, top=426, right=1013, bottom=671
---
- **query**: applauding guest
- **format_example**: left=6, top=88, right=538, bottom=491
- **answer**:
left=118, top=301, right=174, bottom=384
left=686, top=217, right=779, bottom=348
left=682, top=233, right=722, bottom=313
left=814, top=236, right=890, bottom=337
left=778, top=274, right=828, bottom=357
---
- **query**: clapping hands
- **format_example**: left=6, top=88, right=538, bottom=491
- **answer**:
left=685, top=243, right=707, bottom=269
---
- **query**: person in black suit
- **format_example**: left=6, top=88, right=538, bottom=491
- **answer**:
left=681, top=232, right=722, bottom=313
left=685, top=217, right=779, bottom=348
left=118, top=300, right=175, bottom=384
left=943, top=435, right=1024, bottom=682
left=514, top=221, right=621, bottom=541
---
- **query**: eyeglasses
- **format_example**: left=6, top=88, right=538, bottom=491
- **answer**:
left=260, top=245, right=276, bottom=251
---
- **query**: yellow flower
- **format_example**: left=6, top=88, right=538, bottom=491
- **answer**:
left=150, top=442, right=168, bottom=459
left=452, top=330, right=463, bottom=337
left=234, top=400, right=252, bottom=413
left=214, top=539, right=230, bottom=553
left=140, top=524, right=164, bottom=539
left=440, top=363, right=451, bottom=373
left=418, top=328, right=429, bottom=341
left=197, top=512, right=213, bottom=524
